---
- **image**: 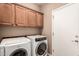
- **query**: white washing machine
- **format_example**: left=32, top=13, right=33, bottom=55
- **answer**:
left=0, top=45, right=4, bottom=56
left=27, top=35, right=48, bottom=56
left=1, top=37, right=31, bottom=56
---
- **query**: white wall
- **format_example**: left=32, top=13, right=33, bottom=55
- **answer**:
left=40, top=3, right=65, bottom=54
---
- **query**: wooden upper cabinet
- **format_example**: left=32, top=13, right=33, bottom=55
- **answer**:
left=0, top=4, right=15, bottom=25
left=0, top=4, right=43, bottom=27
left=36, top=13, right=43, bottom=27
left=15, top=5, right=28, bottom=26
left=28, top=10, right=37, bottom=27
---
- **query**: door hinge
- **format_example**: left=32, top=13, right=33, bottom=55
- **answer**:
left=53, top=49, right=54, bottom=52
left=53, top=16, right=54, bottom=19
left=53, top=32, right=54, bottom=36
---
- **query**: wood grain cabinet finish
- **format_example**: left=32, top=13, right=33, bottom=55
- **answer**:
left=0, top=4, right=43, bottom=27
left=28, top=10, right=37, bottom=27
left=36, top=13, right=43, bottom=27
left=0, top=4, right=15, bottom=25
left=15, top=5, right=29, bottom=26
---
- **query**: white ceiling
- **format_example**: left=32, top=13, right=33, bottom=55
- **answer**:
left=35, top=3, right=49, bottom=6
left=35, top=3, right=66, bottom=7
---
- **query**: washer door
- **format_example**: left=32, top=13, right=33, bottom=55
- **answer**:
left=10, top=48, right=28, bottom=56
left=36, top=42, right=47, bottom=56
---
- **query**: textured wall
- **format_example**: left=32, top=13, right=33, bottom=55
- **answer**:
left=0, top=26, right=42, bottom=37
left=40, top=3, right=65, bottom=54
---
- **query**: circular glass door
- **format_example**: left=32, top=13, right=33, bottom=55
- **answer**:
left=10, top=48, right=28, bottom=56
left=36, top=42, right=47, bottom=56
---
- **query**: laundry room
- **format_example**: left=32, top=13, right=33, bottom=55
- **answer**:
left=0, top=3, right=76, bottom=56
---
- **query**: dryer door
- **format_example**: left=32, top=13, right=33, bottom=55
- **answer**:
left=36, top=42, right=47, bottom=56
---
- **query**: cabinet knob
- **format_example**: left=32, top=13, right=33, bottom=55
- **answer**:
left=11, top=23, right=14, bottom=25
left=15, top=23, right=17, bottom=26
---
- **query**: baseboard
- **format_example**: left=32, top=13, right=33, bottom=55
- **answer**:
left=47, top=53, right=53, bottom=56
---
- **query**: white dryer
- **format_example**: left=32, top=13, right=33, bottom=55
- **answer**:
left=1, top=37, right=31, bottom=56
left=27, top=35, right=48, bottom=56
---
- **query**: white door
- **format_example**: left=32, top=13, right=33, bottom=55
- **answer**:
left=53, top=4, right=79, bottom=56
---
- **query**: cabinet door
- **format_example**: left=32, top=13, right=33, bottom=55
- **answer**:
left=36, top=13, right=43, bottom=27
left=28, top=10, right=37, bottom=27
left=0, top=4, right=15, bottom=25
left=15, top=5, right=28, bottom=26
